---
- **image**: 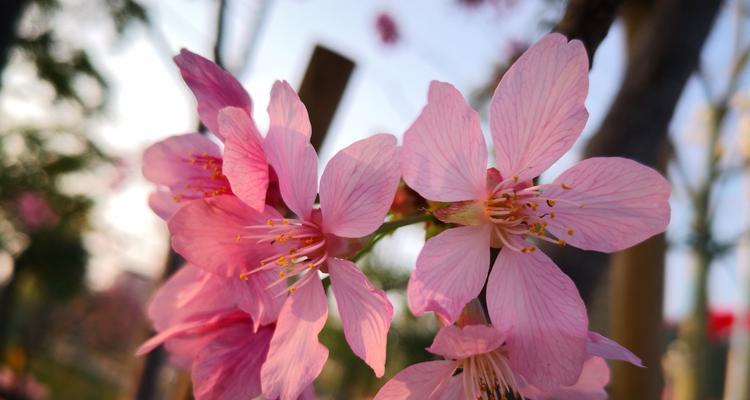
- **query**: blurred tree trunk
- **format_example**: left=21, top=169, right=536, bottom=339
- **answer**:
left=0, top=0, right=29, bottom=89
left=590, top=0, right=721, bottom=399
left=552, top=0, right=721, bottom=399
left=0, top=0, right=30, bottom=356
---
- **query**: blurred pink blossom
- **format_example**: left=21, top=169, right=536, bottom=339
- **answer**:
left=16, top=192, right=59, bottom=230
left=375, top=12, right=399, bottom=45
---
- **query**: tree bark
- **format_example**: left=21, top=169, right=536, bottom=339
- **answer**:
left=560, top=0, right=721, bottom=398
left=0, top=0, right=29, bottom=90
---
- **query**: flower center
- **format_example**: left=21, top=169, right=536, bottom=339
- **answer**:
left=241, top=218, right=328, bottom=293
left=485, top=176, right=580, bottom=253
left=173, top=153, right=231, bottom=202
left=461, top=350, right=519, bottom=400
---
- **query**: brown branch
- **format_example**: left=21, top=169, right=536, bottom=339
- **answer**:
left=553, top=0, right=623, bottom=66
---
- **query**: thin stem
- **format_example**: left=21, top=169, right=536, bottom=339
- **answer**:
left=352, top=214, right=433, bottom=262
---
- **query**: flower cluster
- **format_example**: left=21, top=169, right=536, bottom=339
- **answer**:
left=139, top=33, right=670, bottom=400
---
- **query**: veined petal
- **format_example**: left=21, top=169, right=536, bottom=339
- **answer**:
left=374, top=360, right=457, bottom=400
left=407, top=224, right=491, bottom=323
left=192, top=321, right=273, bottom=400
left=401, top=81, right=488, bottom=202
left=329, top=258, right=393, bottom=377
left=264, top=120, right=318, bottom=221
left=148, top=191, right=182, bottom=220
left=173, top=49, right=252, bottom=139
left=320, top=134, right=401, bottom=238
left=490, top=33, right=588, bottom=182
left=142, top=133, right=221, bottom=187
left=486, top=247, right=588, bottom=390
left=169, top=195, right=280, bottom=277
left=229, top=269, right=285, bottom=331
left=520, top=357, right=609, bottom=400
left=148, top=264, right=235, bottom=332
left=268, top=81, right=311, bottom=138
left=586, top=331, right=643, bottom=367
left=427, top=324, right=505, bottom=360
left=540, top=157, right=671, bottom=252
left=261, top=277, right=329, bottom=400
left=220, top=107, right=269, bottom=211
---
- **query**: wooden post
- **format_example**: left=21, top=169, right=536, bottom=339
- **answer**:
left=297, top=46, right=355, bottom=151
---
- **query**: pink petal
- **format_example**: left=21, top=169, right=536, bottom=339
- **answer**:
left=427, top=324, right=505, bottom=360
left=268, top=80, right=311, bottom=139
left=136, top=311, right=246, bottom=356
left=490, top=33, right=588, bottom=181
left=148, top=191, right=181, bottom=220
left=374, top=360, right=457, bottom=400
left=261, top=277, right=329, bottom=400
left=169, top=195, right=280, bottom=277
left=229, top=269, right=285, bottom=331
left=329, top=258, right=393, bottom=377
left=320, top=134, right=401, bottom=237
left=433, top=375, right=463, bottom=400
left=539, top=157, right=671, bottom=252
left=220, top=107, right=269, bottom=211
left=192, top=321, right=273, bottom=400
left=173, top=49, right=252, bottom=140
left=142, top=133, right=221, bottom=188
left=486, top=247, right=588, bottom=390
left=520, top=357, right=609, bottom=400
left=407, top=224, right=491, bottom=323
left=586, top=331, right=643, bottom=367
left=263, top=118, right=318, bottom=221
left=147, top=264, right=235, bottom=332
left=401, top=81, right=488, bottom=202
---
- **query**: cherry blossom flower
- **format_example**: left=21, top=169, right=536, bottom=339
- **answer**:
left=168, top=83, right=401, bottom=400
left=136, top=265, right=278, bottom=400
left=143, top=49, right=273, bottom=220
left=374, top=323, right=640, bottom=400
left=400, top=33, right=671, bottom=390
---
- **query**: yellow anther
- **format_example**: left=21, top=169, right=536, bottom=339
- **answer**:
left=546, top=199, right=556, bottom=207
left=289, top=287, right=297, bottom=294
left=513, top=176, right=519, bottom=182
left=567, top=228, right=574, bottom=236
left=266, top=219, right=275, bottom=226
left=275, top=234, right=288, bottom=243
left=307, top=263, right=315, bottom=270
left=289, top=248, right=298, bottom=255
left=235, top=234, right=242, bottom=242
left=530, top=202, right=538, bottom=211
left=561, top=183, right=572, bottom=190
left=276, top=256, right=289, bottom=267
left=522, top=246, right=537, bottom=253
left=239, top=272, right=249, bottom=281
left=304, top=238, right=314, bottom=245
left=278, top=271, right=287, bottom=278
left=558, top=240, right=567, bottom=247
left=172, top=195, right=182, bottom=203
left=282, top=219, right=290, bottom=225
left=550, top=212, right=555, bottom=219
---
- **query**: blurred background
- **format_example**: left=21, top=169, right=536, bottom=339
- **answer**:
left=0, top=0, right=748, bottom=399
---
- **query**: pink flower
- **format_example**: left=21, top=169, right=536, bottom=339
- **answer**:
left=401, top=33, right=670, bottom=390
left=374, top=324, right=640, bottom=400
left=375, top=12, right=399, bottom=45
left=137, top=265, right=277, bottom=400
left=16, top=192, right=58, bottom=230
left=144, top=50, right=275, bottom=220
left=169, top=83, right=401, bottom=400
